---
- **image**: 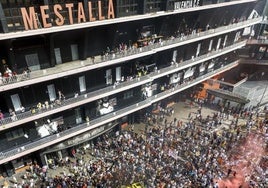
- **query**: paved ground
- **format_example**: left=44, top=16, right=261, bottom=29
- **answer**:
left=0, top=101, right=252, bottom=187
left=131, top=101, right=238, bottom=135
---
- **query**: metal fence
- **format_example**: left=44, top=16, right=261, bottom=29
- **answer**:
left=0, top=17, right=261, bottom=88
left=0, top=60, right=238, bottom=163
left=0, top=75, right=151, bottom=126
left=0, top=41, right=245, bottom=127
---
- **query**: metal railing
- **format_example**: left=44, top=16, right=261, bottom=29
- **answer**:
left=150, top=40, right=246, bottom=79
left=208, top=88, right=249, bottom=100
left=0, top=99, right=151, bottom=164
left=0, top=17, right=261, bottom=91
left=0, top=0, right=258, bottom=40
left=151, top=61, right=240, bottom=104
left=0, top=41, right=245, bottom=129
left=240, top=59, right=268, bottom=65
left=247, top=39, right=268, bottom=44
left=0, top=74, right=151, bottom=129
left=0, top=60, right=239, bottom=164
left=233, top=76, right=248, bottom=88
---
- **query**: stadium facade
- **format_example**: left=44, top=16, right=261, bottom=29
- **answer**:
left=0, top=0, right=266, bottom=177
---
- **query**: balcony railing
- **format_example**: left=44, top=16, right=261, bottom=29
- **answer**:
left=247, top=39, right=268, bottom=44
left=150, top=61, right=240, bottom=103
left=207, top=79, right=235, bottom=91
left=0, top=60, right=239, bottom=165
left=0, top=0, right=257, bottom=40
left=260, top=17, right=268, bottom=25
left=207, top=74, right=248, bottom=91
left=150, top=40, right=246, bottom=79
left=0, top=17, right=262, bottom=92
left=240, top=59, right=268, bottom=65
left=0, top=74, right=151, bottom=130
left=0, top=41, right=246, bottom=130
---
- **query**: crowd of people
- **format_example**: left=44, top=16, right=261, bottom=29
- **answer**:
left=0, top=66, right=31, bottom=85
left=0, top=14, right=252, bottom=87
left=3, top=99, right=266, bottom=188
left=0, top=9, right=265, bottom=188
left=0, top=89, right=65, bottom=126
left=0, top=14, right=249, bottom=126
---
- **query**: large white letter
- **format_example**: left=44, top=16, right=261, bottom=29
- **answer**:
left=54, top=4, right=64, bottom=26
left=88, top=2, right=96, bottom=22
left=20, top=7, right=38, bottom=30
left=107, top=0, right=115, bottom=19
left=98, top=1, right=105, bottom=20
left=66, top=3, right=74, bottom=24
left=78, top=2, right=86, bottom=23
left=40, top=5, right=52, bottom=28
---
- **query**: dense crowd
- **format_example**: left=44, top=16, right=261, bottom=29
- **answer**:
left=4, top=100, right=266, bottom=188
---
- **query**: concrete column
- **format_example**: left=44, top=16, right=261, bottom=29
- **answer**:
left=57, top=151, right=63, bottom=160
left=41, top=153, right=48, bottom=166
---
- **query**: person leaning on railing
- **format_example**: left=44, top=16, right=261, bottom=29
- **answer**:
left=10, top=110, right=18, bottom=122
left=31, top=107, right=36, bottom=114
left=0, top=72, right=3, bottom=85
left=23, top=67, right=31, bottom=79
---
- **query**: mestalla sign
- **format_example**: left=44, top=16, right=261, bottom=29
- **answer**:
left=20, top=0, right=115, bottom=30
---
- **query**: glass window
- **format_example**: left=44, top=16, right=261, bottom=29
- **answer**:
left=145, top=0, right=163, bottom=13
left=16, top=0, right=24, bottom=6
left=6, top=128, right=25, bottom=141
left=117, top=0, right=138, bottom=17
left=124, top=90, right=133, bottom=99
left=11, top=8, right=20, bottom=16
left=1, top=0, right=8, bottom=8
left=8, top=0, right=16, bottom=6
left=4, top=9, right=11, bottom=17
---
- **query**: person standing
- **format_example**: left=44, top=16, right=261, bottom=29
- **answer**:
left=9, top=108, right=18, bottom=121
left=0, top=72, right=3, bottom=85
left=0, top=110, right=4, bottom=120
left=58, top=90, right=65, bottom=101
